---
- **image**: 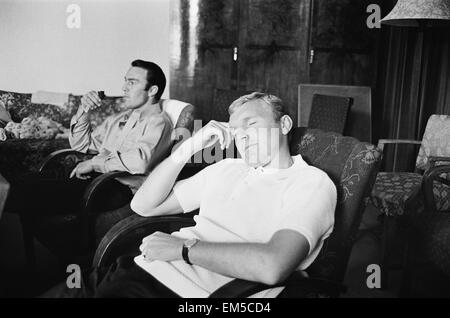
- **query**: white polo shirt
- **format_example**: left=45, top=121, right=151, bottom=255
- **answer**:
left=135, top=154, right=336, bottom=297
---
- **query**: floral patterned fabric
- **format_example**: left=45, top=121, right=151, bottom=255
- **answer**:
left=289, top=128, right=382, bottom=282
left=369, top=172, right=424, bottom=216
left=0, top=90, right=124, bottom=180
left=0, top=90, right=123, bottom=130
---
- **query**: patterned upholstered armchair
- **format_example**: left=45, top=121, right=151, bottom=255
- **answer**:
left=368, top=114, right=450, bottom=288
left=92, top=127, right=382, bottom=297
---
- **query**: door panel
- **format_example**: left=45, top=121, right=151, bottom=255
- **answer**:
left=170, top=0, right=238, bottom=122
left=239, top=0, right=311, bottom=123
left=170, top=0, right=311, bottom=124
left=169, top=0, right=380, bottom=125
left=309, top=0, right=382, bottom=86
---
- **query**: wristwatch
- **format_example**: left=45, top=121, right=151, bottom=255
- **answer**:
left=182, top=238, right=199, bottom=265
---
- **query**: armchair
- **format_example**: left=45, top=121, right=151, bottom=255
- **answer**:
left=21, top=99, right=196, bottom=269
left=368, top=114, right=450, bottom=288
left=93, top=127, right=382, bottom=297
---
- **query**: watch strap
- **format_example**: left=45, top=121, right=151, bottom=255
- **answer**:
left=182, top=244, right=192, bottom=265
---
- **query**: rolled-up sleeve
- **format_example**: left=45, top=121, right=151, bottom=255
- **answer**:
left=69, top=113, right=109, bottom=153
left=91, top=115, right=173, bottom=174
left=173, top=165, right=210, bottom=213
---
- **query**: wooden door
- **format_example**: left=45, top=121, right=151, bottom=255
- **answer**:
left=170, top=0, right=311, bottom=124
left=237, top=0, right=311, bottom=123
left=308, top=0, right=382, bottom=86
left=170, top=0, right=239, bottom=123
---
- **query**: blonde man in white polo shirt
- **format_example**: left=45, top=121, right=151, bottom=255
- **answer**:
left=44, top=92, right=336, bottom=298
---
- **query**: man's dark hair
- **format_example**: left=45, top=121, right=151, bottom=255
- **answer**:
left=131, top=59, right=166, bottom=101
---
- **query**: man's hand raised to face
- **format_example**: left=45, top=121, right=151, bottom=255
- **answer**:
left=172, top=120, right=233, bottom=164
left=190, top=120, right=233, bottom=153
left=79, top=91, right=102, bottom=114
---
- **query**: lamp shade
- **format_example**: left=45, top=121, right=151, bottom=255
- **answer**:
left=381, top=0, right=450, bottom=27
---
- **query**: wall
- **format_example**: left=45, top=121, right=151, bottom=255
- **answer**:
left=0, top=0, right=170, bottom=97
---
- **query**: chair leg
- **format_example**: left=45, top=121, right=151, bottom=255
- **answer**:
left=19, top=215, right=37, bottom=273
left=399, top=220, right=416, bottom=297
left=380, top=215, right=395, bottom=290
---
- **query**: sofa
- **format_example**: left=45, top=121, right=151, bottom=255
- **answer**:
left=0, top=89, right=123, bottom=181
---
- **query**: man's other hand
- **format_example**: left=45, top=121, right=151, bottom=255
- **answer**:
left=139, top=231, right=184, bottom=262
left=70, top=160, right=95, bottom=179
left=80, top=91, right=102, bottom=113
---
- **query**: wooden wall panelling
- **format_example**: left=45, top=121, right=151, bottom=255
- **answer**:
left=170, top=0, right=238, bottom=123
left=309, top=0, right=382, bottom=87
left=239, top=0, right=311, bottom=124
left=170, top=0, right=312, bottom=124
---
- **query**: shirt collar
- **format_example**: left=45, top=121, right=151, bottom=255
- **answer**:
left=248, top=154, right=306, bottom=175
left=130, top=99, right=162, bottom=120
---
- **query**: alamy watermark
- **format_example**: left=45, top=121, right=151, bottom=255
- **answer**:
left=66, top=4, right=81, bottom=29
left=66, top=264, right=81, bottom=288
left=366, top=4, right=381, bottom=29
left=366, top=264, right=381, bottom=289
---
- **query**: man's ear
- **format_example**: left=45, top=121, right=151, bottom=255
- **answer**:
left=148, top=85, right=159, bottom=98
left=280, top=115, right=293, bottom=135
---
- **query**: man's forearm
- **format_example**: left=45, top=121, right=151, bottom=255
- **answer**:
left=188, top=241, right=281, bottom=285
left=69, top=108, right=93, bottom=152
left=131, top=139, right=194, bottom=214
left=184, top=230, right=309, bottom=286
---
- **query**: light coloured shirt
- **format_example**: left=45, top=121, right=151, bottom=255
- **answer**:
left=69, top=100, right=173, bottom=191
left=135, top=154, right=337, bottom=297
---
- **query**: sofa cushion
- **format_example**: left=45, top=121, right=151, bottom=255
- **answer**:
left=0, top=90, right=76, bottom=128
left=0, top=90, right=123, bottom=130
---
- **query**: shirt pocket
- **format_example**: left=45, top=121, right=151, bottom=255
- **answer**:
left=119, top=126, right=143, bottom=151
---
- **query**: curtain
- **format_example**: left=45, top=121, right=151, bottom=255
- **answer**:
left=374, top=20, right=450, bottom=171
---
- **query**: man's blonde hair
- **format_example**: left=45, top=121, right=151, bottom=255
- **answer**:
left=228, top=92, right=288, bottom=122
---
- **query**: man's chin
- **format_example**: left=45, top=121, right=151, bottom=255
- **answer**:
left=123, top=102, right=138, bottom=110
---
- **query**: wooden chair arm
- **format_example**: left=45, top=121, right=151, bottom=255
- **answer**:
left=376, top=139, right=422, bottom=152
left=38, top=149, right=94, bottom=173
left=81, top=171, right=133, bottom=214
left=92, top=213, right=196, bottom=268
left=428, top=156, right=450, bottom=167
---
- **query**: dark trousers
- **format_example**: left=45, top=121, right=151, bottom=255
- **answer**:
left=5, top=171, right=131, bottom=217
left=41, top=255, right=180, bottom=298
left=4, top=171, right=133, bottom=266
left=5, top=172, right=93, bottom=216
left=41, top=254, right=306, bottom=298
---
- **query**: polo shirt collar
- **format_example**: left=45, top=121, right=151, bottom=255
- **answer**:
left=248, top=154, right=306, bottom=176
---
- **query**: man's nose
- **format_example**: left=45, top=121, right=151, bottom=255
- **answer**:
left=122, top=82, right=129, bottom=93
